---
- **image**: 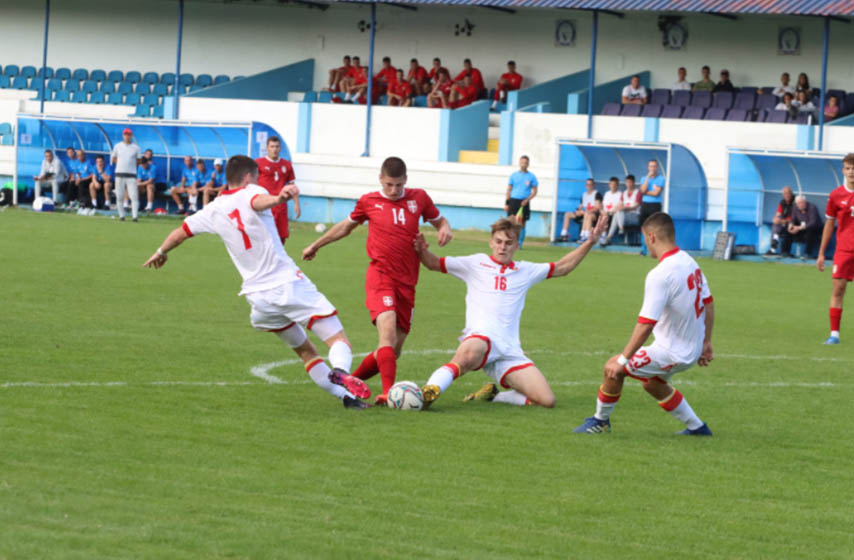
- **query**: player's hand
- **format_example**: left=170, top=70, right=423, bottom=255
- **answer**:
left=603, top=357, right=624, bottom=381
left=590, top=214, right=608, bottom=241
left=143, top=251, right=167, bottom=269
left=437, top=226, right=453, bottom=247
left=698, top=341, right=714, bottom=367
left=816, top=254, right=825, bottom=272
left=413, top=233, right=429, bottom=253
left=293, top=202, right=301, bottom=219
left=302, top=244, right=318, bottom=261
left=522, top=199, right=529, bottom=207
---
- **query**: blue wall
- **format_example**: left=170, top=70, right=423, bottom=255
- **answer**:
left=186, top=59, right=314, bottom=101
left=567, top=71, right=651, bottom=115
left=506, top=69, right=590, bottom=114
left=438, top=100, right=489, bottom=162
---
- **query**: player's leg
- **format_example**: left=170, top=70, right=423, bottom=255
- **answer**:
left=573, top=355, right=626, bottom=433
left=115, top=178, right=127, bottom=219
left=143, top=182, right=154, bottom=211
left=559, top=211, right=574, bottom=241
left=498, top=365, right=554, bottom=407
left=372, top=310, right=401, bottom=404
left=308, top=313, right=371, bottom=399
left=50, top=178, right=59, bottom=202
left=188, top=185, right=198, bottom=212
left=126, top=178, right=139, bottom=219
left=827, top=277, right=848, bottom=343
left=641, top=377, right=709, bottom=434
left=88, top=181, right=99, bottom=209
left=421, top=336, right=489, bottom=408
left=170, top=185, right=185, bottom=213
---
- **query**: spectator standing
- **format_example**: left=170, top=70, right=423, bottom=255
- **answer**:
left=89, top=154, right=113, bottom=210
left=136, top=156, right=157, bottom=213
left=712, top=69, right=735, bottom=93
left=599, top=177, right=622, bottom=245
left=387, top=69, right=412, bottom=107
left=795, top=73, right=811, bottom=96
left=453, top=59, right=485, bottom=97
left=201, top=158, right=227, bottom=207
left=786, top=195, right=823, bottom=257
left=71, top=149, right=96, bottom=212
left=671, top=67, right=691, bottom=91
left=407, top=58, right=429, bottom=95
left=427, top=70, right=452, bottom=108
left=639, top=159, right=665, bottom=255
left=504, top=155, right=538, bottom=248
left=692, top=66, right=715, bottom=92
left=825, top=95, right=840, bottom=121
left=621, top=75, right=648, bottom=105
left=491, top=61, right=523, bottom=110
left=768, top=186, right=795, bottom=255
left=450, top=75, right=478, bottom=109
left=327, top=55, right=351, bottom=92
left=773, top=73, right=795, bottom=98
left=111, top=128, right=142, bottom=221
left=170, top=155, right=199, bottom=214
left=558, top=178, right=601, bottom=242
left=33, top=149, right=67, bottom=203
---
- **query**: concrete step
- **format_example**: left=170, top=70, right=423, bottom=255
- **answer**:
left=487, top=138, right=499, bottom=152
left=487, top=126, right=500, bottom=140
left=459, top=150, right=499, bottom=165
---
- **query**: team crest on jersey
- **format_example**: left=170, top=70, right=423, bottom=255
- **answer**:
left=407, top=200, right=418, bottom=214
left=383, top=296, right=394, bottom=307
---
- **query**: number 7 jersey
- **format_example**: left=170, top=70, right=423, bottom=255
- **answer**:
left=181, top=184, right=302, bottom=295
left=638, top=248, right=713, bottom=364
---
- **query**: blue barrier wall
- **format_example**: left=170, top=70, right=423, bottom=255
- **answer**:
left=186, top=59, right=314, bottom=101
left=567, top=71, right=651, bottom=115
left=506, top=70, right=590, bottom=114
left=438, top=100, right=489, bottom=162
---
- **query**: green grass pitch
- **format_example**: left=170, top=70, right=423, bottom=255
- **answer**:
left=1, top=209, right=852, bottom=559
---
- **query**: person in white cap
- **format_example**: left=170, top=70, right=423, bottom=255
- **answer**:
left=201, top=158, right=227, bottom=207
left=110, top=128, right=142, bottom=221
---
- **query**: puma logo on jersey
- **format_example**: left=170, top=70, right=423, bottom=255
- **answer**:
left=374, top=204, right=384, bottom=210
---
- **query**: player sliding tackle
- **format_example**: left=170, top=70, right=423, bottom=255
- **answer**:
left=143, top=155, right=371, bottom=409
left=417, top=215, right=607, bottom=408
left=574, top=212, right=715, bottom=435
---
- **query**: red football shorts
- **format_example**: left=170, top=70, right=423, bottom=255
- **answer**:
left=272, top=204, right=289, bottom=240
left=364, top=266, right=416, bottom=334
left=832, top=250, right=854, bottom=281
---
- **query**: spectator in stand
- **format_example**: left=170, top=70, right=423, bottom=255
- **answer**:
left=599, top=177, right=622, bottom=245
left=775, top=92, right=798, bottom=119
left=110, top=128, right=142, bottom=221
left=427, top=57, right=448, bottom=87
left=407, top=58, right=429, bottom=95
left=71, top=149, right=96, bottom=212
left=712, top=69, right=735, bottom=93
left=327, top=55, right=352, bottom=92
left=89, top=154, right=113, bottom=210
left=60, top=146, right=78, bottom=207
left=672, top=67, right=691, bottom=91
left=387, top=69, right=412, bottom=107
left=170, top=155, right=200, bottom=214
left=786, top=195, right=823, bottom=258
left=793, top=90, right=817, bottom=121
left=453, top=59, right=485, bottom=97
left=337, top=56, right=361, bottom=97
left=136, top=156, right=157, bottom=213
left=342, top=64, right=368, bottom=103
left=824, top=95, right=840, bottom=121
left=33, top=149, right=67, bottom=203
left=639, top=159, right=665, bottom=255
left=767, top=185, right=794, bottom=255
left=450, top=75, right=478, bottom=109
left=773, top=72, right=795, bottom=98
left=795, top=72, right=811, bottom=96
left=427, top=69, right=452, bottom=108
left=504, top=155, right=538, bottom=248
left=491, top=60, right=523, bottom=110
left=692, top=66, right=715, bottom=92
left=557, top=178, right=602, bottom=242
left=374, top=56, right=396, bottom=95
left=201, top=158, right=226, bottom=207
left=621, top=75, right=648, bottom=105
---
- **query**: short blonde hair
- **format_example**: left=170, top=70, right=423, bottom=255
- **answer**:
left=490, top=217, right=522, bottom=241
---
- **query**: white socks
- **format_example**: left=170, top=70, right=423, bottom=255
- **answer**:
left=493, top=390, right=527, bottom=406
left=328, top=341, right=353, bottom=373
left=426, top=366, right=456, bottom=393
left=595, top=399, right=617, bottom=421
left=669, top=400, right=703, bottom=430
left=831, top=330, right=840, bottom=338
left=306, top=358, right=351, bottom=400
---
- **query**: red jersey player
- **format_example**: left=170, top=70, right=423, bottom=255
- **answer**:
left=453, top=59, right=485, bottom=95
left=255, top=136, right=300, bottom=244
left=387, top=69, right=412, bottom=107
left=491, top=60, right=523, bottom=109
left=817, top=152, right=854, bottom=345
left=302, top=157, right=453, bottom=405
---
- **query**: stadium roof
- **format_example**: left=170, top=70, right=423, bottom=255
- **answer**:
left=337, top=0, right=854, bottom=16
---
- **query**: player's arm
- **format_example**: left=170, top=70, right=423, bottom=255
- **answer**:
left=523, top=186, right=537, bottom=206
left=143, top=226, right=190, bottom=269
left=291, top=189, right=301, bottom=218
left=817, top=217, right=836, bottom=272
left=552, top=215, right=607, bottom=277
left=251, top=184, right=299, bottom=212
left=413, top=232, right=441, bottom=271
left=606, top=322, right=656, bottom=381
left=428, top=216, right=453, bottom=247
left=302, top=218, right=360, bottom=261
left=698, top=301, right=715, bottom=367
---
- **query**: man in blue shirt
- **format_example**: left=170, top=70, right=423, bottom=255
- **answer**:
left=89, top=154, right=113, bottom=210
left=71, top=149, right=96, bottom=212
left=137, top=156, right=158, bottom=212
left=201, top=158, right=227, bottom=207
left=169, top=155, right=201, bottom=214
left=504, top=155, right=538, bottom=247
left=639, top=159, right=665, bottom=254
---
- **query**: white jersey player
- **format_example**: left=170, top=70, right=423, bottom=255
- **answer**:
left=143, top=155, right=370, bottom=409
left=417, top=215, right=608, bottom=409
left=574, top=212, right=716, bottom=435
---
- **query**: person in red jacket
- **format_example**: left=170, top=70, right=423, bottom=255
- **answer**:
left=407, top=58, right=429, bottom=95
left=374, top=56, right=396, bottom=95
left=453, top=58, right=485, bottom=97
left=427, top=69, right=453, bottom=108
left=388, top=69, right=413, bottom=107
left=450, top=75, right=478, bottom=109
left=327, top=55, right=351, bottom=92
left=492, top=60, right=523, bottom=109
left=427, top=57, right=448, bottom=88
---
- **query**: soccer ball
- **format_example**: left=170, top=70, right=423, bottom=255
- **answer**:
left=32, top=196, right=55, bottom=212
left=387, top=381, right=424, bottom=410
left=314, top=223, right=327, bottom=233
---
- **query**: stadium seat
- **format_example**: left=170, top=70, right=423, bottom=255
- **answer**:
left=11, top=76, right=28, bottom=89
left=143, top=72, right=159, bottom=84
left=179, top=73, right=194, bottom=87
left=133, top=104, right=151, bottom=117
left=795, top=113, right=812, bottom=124
left=734, top=91, right=756, bottom=111
left=188, top=84, right=203, bottom=93
left=196, top=74, right=212, bottom=87
left=107, top=92, right=124, bottom=105
left=682, top=106, right=706, bottom=119
left=713, top=92, right=733, bottom=109
left=725, top=109, right=749, bottom=121
left=21, top=66, right=37, bottom=78
left=0, top=122, right=11, bottom=135
left=71, top=90, right=88, bottom=103
left=756, top=93, right=777, bottom=112
left=27, top=78, right=41, bottom=90
left=152, top=83, right=168, bottom=96
left=55, top=67, right=71, bottom=81
left=134, top=81, right=151, bottom=94
left=89, top=91, right=106, bottom=104
left=126, top=92, right=141, bottom=105
left=233, top=75, right=245, bottom=81
left=641, top=104, right=663, bottom=118
left=704, top=108, right=727, bottom=120
left=601, top=102, right=621, bottom=116
left=691, top=91, right=712, bottom=108
left=214, top=74, right=230, bottom=85
left=106, top=70, right=122, bottom=83
left=0, top=75, right=9, bottom=88
left=303, top=91, right=317, bottom=102
left=37, top=66, right=54, bottom=79
left=160, top=72, right=176, bottom=85
left=661, top=105, right=684, bottom=119
left=827, top=89, right=846, bottom=104
left=100, top=81, right=116, bottom=93
left=765, top=110, right=789, bottom=123
left=34, top=89, right=52, bottom=101
left=64, top=79, right=80, bottom=92
left=143, top=93, right=159, bottom=105
left=82, top=80, right=98, bottom=93
left=4, top=64, right=20, bottom=77
left=53, top=89, right=70, bottom=102
left=152, top=104, right=164, bottom=118
left=845, top=94, right=854, bottom=115
left=125, top=71, right=141, bottom=84
left=47, top=78, right=62, bottom=91
left=72, top=68, right=88, bottom=81
left=650, top=89, right=671, bottom=106
left=672, top=90, right=691, bottom=106
left=90, top=69, right=107, bottom=82
left=621, top=104, right=642, bottom=117
left=118, top=81, right=133, bottom=94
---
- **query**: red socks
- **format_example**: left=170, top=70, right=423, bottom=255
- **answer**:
left=376, top=346, right=397, bottom=395
left=658, top=389, right=684, bottom=412
left=352, top=351, right=379, bottom=380
left=830, top=307, right=842, bottom=332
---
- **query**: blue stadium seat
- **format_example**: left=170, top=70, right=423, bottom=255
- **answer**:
left=188, top=84, right=203, bottom=93
left=661, top=105, right=684, bottom=119
left=160, top=72, right=176, bottom=85
left=27, top=78, right=41, bottom=91
left=47, top=78, right=62, bottom=91
left=152, top=83, right=168, bottom=96
left=179, top=73, right=194, bottom=86
left=600, top=102, right=621, bottom=116
left=89, top=91, right=106, bottom=104
left=71, top=90, right=88, bottom=103
left=4, top=64, right=20, bottom=77
left=125, top=71, right=141, bottom=84
left=100, top=81, right=116, bottom=93
left=756, top=93, right=776, bottom=112
left=118, top=82, right=133, bottom=94
left=0, top=122, right=11, bottom=135
left=734, top=91, right=756, bottom=111
left=133, top=104, right=151, bottom=117
left=34, top=89, right=52, bottom=101
left=143, top=72, right=159, bottom=84
left=672, top=90, right=691, bottom=106
left=621, top=104, right=642, bottom=117
left=53, top=89, right=70, bottom=102
left=37, top=66, right=54, bottom=79
left=827, top=89, right=846, bottom=104
left=152, top=104, right=164, bottom=118
left=64, top=79, right=80, bottom=92
left=704, top=107, right=727, bottom=120
left=90, top=69, right=107, bottom=82
left=713, top=92, right=733, bottom=109
left=125, top=92, right=141, bottom=105
left=107, top=70, right=123, bottom=83
left=143, top=93, right=159, bottom=105
left=55, top=67, right=71, bottom=81
left=107, top=92, right=124, bottom=105
left=303, top=91, right=317, bottom=102
left=11, top=76, right=28, bottom=89
left=765, top=110, right=789, bottom=123
left=650, top=89, right=671, bottom=105
left=0, top=75, right=9, bottom=88
left=21, top=66, right=37, bottom=79
left=682, top=106, right=706, bottom=119
left=641, top=104, right=663, bottom=118
left=233, top=75, right=245, bottom=81
left=845, top=93, right=854, bottom=116
left=795, top=113, right=812, bottom=124
left=82, top=80, right=98, bottom=93
left=135, top=82, right=152, bottom=94
left=72, top=68, right=88, bottom=81
left=196, top=74, right=212, bottom=87
left=214, top=74, right=230, bottom=85
left=691, top=91, right=712, bottom=108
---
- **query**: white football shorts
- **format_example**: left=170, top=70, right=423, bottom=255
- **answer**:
left=245, top=277, right=338, bottom=333
left=624, top=343, right=695, bottom=383
left=461, top=331, right=534, bottom=389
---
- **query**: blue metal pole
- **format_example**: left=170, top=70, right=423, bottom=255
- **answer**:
left=818, top=16, right=829, bottom=151
left=362, top=2, right=376, bottom=157
left=39, top=0, right=50, bottom=114
left=173, top=0, right=184, bottom=119
left=586, top=10, right=598, bottom=139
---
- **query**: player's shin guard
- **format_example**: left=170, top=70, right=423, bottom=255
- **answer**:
left=352, top=351, right=379, bottom=380
left=375, top=346, right=397, bottom=395
left=659, top=390, right=703, bottom=430
left=426, top=363, right=460, bottom=393
left=493, top=390, right=528, bottom=406
left=595, top=386, right=621, bottom=421
left=830, top=307, right=842, bottom=337
left=328, top=340, right=353, bottom=373
left=305, top=357, right=351, bottom=400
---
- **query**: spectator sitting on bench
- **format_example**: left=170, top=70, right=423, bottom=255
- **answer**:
left=170, top=155, right=200, bottom=214
left=71, top=149, right=96, bottom=211
left=767, top=185, right=794, bottom=255
left=692, top=65, right=714, bottom=93
left=793, top=90, right=817, bottom=121
left=557, top=178, right=602, bottom=242
left=453, top=59, right=485, bottom=98
left=326, top=55, right=351, bottom=93
left=775, top=92, right=798, bottom=119
left=89, top=155, right=113, bottom=210
left=672, top=67, right=691, bottom=91
left=825, top=95, right=840, bottom=121
left=33, top=149, right=67, bottom=203
left=201, top=158, right=226, bottom=207
left=491, top=60, right=523, bottom=110
left=712, top=69, right=735, bottom=93
left=407, top=58, right=429, bottom=95
left=450, top=74, right=478, bottom=109
left=772, top=72, right=795, bottom=98
left=60, top=146, right=78, bottom=207
left=795, top=72, right=811, bottom=97
left=388, top=69, right=412, bottom=107
left=136, top=156, right=157, bottom=213
left=427, top=58, right=448, bottom=88
left=374, top=56, right=397, bottom=95
left=427, top=69, right=452, bottom=108
left=785, top=195, right=823, bottom=258
left=621, top=75, right=648, bottom=105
